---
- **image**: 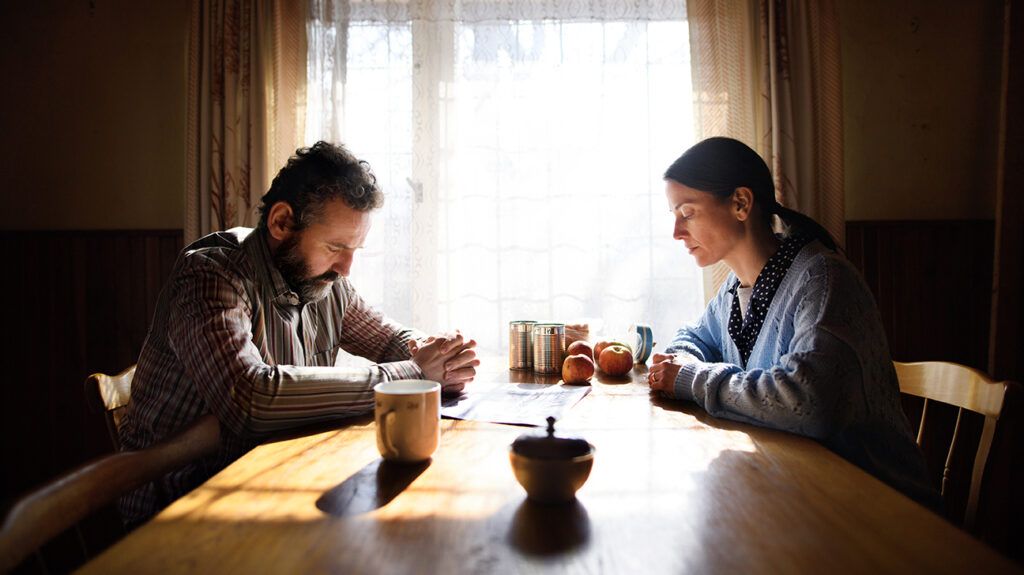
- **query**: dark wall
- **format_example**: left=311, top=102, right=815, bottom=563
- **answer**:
left=839, top=0, right=1003, bottom=221
left=0, top=230, right=182, bottom=503
left=846, top=220, right=995, bottom=369
left=0, top=1, right=188, bottom=231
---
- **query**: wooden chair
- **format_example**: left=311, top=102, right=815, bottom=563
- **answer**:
left=85, top=365, right=136, bottom=451
left=894, top=361, right=1014, bottom=529
left=0, top=414, right=220, bottom=572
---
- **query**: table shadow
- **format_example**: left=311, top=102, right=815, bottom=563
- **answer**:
left=597, top=373, right=632, bottom=385
left=316, top=458, right=430, bottom=517
left=506, top=498, right=591, bottom=556
left=441, top=392, right=469, bottom=409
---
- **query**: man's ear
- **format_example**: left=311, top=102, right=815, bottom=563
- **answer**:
left=732, top=187, right=754, bottom=222
left=266, top=201, right=296, bottom=242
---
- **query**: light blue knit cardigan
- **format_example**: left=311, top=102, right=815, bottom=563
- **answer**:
left=665, top=240, right=939, bottom=508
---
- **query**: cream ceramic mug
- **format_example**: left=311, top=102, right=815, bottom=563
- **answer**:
left=374, top=379, right=441, bottom=463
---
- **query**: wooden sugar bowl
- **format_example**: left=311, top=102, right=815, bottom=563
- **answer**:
left=509, top=417, right=594, bottom=504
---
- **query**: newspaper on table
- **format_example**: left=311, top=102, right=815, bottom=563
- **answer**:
left=441, top=381, right=590, bottom=427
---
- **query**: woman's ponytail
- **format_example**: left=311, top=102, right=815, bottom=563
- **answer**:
left=772, top=204, right=838, bottom=251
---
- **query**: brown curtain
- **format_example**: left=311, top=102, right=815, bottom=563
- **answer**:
left=688, top=0, right=844, bottom=300
left=186, top=0, right=307, bottom=242
left=760, top=0, right=844, bottom=248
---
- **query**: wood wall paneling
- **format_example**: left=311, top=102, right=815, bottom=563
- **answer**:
left=846, top=220, right=995, bottom=369
left=0, top=230, right=182, bottom=497
left=0, top=230, right=181, bottom=571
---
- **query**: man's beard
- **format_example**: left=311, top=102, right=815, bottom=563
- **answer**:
left=274, top=233, right=340, bottom=304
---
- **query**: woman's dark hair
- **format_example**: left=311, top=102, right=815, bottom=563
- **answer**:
left=258, top=141, right=384, bottom=230
left=663, top=137, right=837, bottom=250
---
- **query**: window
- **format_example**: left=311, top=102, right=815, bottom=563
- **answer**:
left=307, top=0, right=702, bottom=356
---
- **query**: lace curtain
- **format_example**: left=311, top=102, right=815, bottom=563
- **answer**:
left=306, top=0, right=701, bottom=356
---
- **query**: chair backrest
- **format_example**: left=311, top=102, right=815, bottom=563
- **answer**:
left=0, top=414, right=219, bottom=572
left=893, top=361, right=1011, bottom=529
left=85, top=365, right=136, bottom=451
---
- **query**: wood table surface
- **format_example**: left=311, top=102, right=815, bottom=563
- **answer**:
left=81, top=360, right=1020, bottom=574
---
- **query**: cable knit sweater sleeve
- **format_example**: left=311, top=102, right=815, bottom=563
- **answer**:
left=666, top=254, right=858, bottom=441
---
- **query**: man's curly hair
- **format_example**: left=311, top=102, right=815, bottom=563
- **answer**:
left=258, top=141, right=384, bottom=230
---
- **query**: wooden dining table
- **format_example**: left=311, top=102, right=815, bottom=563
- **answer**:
left=81, top=359, right=1020, bottom=574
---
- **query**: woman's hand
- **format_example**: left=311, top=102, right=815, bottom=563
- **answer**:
left=647, top=353, right=690, bottom=393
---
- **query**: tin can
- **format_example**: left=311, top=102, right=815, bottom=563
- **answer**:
left=532, top=323, right=565, bottom=374
left=509, top=320, right=537, bottom=370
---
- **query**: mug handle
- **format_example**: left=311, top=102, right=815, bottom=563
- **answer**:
left=380, top=409, right=399, bottom=459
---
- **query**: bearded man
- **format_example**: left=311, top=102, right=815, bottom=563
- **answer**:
left=118, top=142, right=477, bottom=527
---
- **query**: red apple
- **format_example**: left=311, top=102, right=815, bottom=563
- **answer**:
left=562, top=354, right=595, bottom=385
left=566, top=340, right=594, bottom=361
left=598, top=345, right=634, bottom=376
left=594, top=340, right=630, bottom=360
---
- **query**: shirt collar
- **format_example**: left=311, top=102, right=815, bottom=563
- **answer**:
left=242, top=228, right=302, bottom=308
left=730, top=233, right=809, bottom=293
left=757, top=233, right=810, bottom=283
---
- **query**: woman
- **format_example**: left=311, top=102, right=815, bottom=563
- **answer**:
left=648, top=137, right=938, bottom=508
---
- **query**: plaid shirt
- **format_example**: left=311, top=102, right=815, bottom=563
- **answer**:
left=118, top=227, right=423, bottom=526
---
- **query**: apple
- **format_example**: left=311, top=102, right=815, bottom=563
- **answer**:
left=598, top=345, right=634, bottom=376
left=562, top=354, right=595, bottom=385
left=565, top=340, right=594, bottom=360
left=594, top=340, right=630, bottom=360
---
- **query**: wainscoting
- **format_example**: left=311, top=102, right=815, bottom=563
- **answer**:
left=0, top=230, right=182, bottom=499
left=0, top=230, right=182, bottom=570
left=846, top=220, right=995, bottom=370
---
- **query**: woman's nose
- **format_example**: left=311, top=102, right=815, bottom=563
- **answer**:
left=673, top=218, right=687, bottom=241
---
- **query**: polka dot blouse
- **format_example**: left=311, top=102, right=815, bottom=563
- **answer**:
left=727, top=234, right=812, bottom=365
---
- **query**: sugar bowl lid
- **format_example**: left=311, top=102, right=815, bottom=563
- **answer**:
left=512, top=416, right=592, bottom=459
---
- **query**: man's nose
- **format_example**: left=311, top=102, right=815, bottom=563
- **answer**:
left=333, top=251, right=354, bottom=277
